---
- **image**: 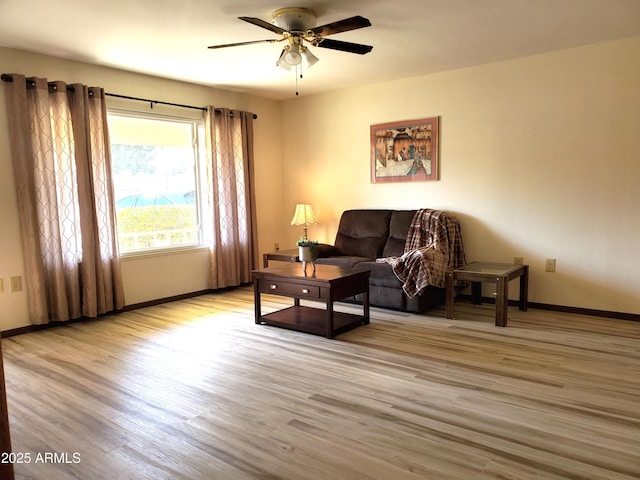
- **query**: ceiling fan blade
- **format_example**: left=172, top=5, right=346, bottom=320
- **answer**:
left=309, top=15, right=371, bottom=36
left=239, top=16, right=286, bottom=35
left=208, top=39, right=279, bottom=49
left=315, top=38, right=373, bottom=55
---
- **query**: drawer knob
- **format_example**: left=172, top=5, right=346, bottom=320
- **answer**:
left=270, top=284, right=277, bottom=290
left=302, top=288, right=310, bottom=294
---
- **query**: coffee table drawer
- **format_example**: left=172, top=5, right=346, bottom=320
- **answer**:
left=261, top=280, right=320, bottom=298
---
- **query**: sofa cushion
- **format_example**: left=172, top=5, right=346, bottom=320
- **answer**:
left=381, top=236, right=404, bottom=258
left=316, top=256, right=373, bottom=268
left=382, top=210, right=417, bottom=257
left=354, top=261, right=403, bottom=288
left=334, top=210, right=392, bottom=258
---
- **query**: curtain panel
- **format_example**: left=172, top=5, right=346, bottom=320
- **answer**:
left=4, top=74, right=124, bottom=325
left=204, top=107, right=258, bottom=289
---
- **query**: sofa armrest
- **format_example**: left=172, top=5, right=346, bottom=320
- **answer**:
left=316, top=243, right=343, bottom=257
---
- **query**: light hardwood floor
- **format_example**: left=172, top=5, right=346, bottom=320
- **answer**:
left=2, top=287, right=639, bottom=479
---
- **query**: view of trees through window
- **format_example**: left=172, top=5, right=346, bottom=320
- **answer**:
left=107, top=112, right=203, bottom=254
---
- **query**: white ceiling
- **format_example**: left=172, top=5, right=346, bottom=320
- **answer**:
left=1, top=0, right=639, bottom=101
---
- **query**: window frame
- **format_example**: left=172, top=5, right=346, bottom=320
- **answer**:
left=107, top=108, right=206, bottom=257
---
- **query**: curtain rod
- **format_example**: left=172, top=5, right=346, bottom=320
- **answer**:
left=1, top=74, right=258, bottom=119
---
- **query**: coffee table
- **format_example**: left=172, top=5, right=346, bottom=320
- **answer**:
left=445, top=262, right=528, bottom=327
left=252, top=263, right=370, bottom=338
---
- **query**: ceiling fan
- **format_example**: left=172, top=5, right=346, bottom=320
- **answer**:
left=208, top=7, right=373, bottom=71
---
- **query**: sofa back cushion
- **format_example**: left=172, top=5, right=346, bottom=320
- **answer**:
left=382, top=210, right=417, bottom=257
left=334, top=210, right=392, bottom=258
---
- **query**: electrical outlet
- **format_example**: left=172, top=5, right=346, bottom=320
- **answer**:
left=10, top=276, right=22, bottom=292
left=274, top=242, right=280, bottom=251
left=545, top=258, right=556, bottom=272
left=514, top=256, right=524, bottom=265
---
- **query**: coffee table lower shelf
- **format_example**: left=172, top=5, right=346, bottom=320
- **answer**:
left=258, top=305, right=367, bottom=337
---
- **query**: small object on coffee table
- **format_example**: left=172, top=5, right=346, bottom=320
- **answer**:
left=297, top=241, right=319, bottom=274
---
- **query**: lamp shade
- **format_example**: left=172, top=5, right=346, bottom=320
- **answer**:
left=301, top=47, right=319, bottom=68
left=291, top=204, right=317, bottom=226
left=277, top=45, right=303, bottom=70
left=276, top=48, right=293, bottom=71
left=284, top=44, right=302, bottom=65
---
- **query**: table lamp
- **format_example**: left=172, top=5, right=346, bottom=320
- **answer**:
left=290, top=204, right=317, bottom=240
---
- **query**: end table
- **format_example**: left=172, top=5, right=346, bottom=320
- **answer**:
left=262, top=248, right=299, bottom=268
left=445, top=262, right=528, bottom=327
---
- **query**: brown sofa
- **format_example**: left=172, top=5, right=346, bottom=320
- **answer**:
left=316, top=209, right=465, bottom=313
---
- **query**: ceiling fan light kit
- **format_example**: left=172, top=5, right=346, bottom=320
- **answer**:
left=276, top=36, right=320, bottom=70
left=208, top=6, right=372, bottom=94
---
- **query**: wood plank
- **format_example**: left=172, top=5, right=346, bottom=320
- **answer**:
left=1, top=287, right=638, bottom=479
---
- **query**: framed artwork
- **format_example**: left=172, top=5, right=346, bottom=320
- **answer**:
left=370, top=117, right=439, bottom=183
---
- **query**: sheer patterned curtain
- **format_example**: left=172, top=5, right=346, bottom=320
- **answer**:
left=203, top=107, right=258, bottom=289
left=4, top=74, right=124, bottom=325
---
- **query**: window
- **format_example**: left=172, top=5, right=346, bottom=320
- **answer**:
left=107, top=111, right=204, bottom=254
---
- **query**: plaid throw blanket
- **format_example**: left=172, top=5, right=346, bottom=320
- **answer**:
left=378, top=209, right=466, bottom=297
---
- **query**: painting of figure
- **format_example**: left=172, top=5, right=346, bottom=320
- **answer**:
left=371, top=117, right=439, bottom=183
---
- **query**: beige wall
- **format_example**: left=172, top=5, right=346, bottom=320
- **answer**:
left=0, top=47, right=283, bottom=330
left=280, top=36, right=640, bottom=315
left=1, top=36, right=638, bottom=331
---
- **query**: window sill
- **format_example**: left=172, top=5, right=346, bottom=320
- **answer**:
left=119, top=244, right=209, bottom=261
